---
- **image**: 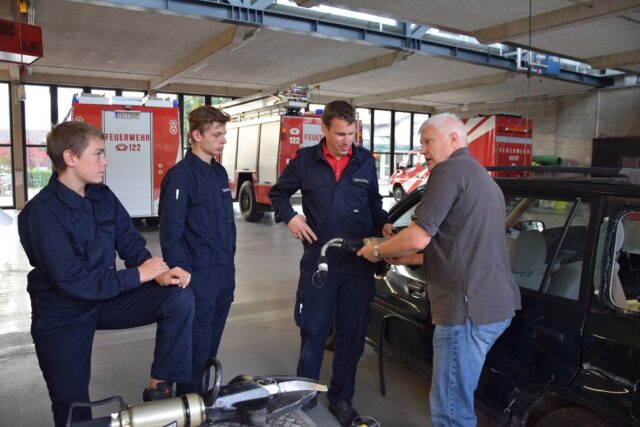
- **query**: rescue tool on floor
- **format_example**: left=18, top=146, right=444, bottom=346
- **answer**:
left=66, top=358, right=326, bottom=427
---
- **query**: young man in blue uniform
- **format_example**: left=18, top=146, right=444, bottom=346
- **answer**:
left=18, top=121, right=195, bottom=427
left=159, top=106, right=236, bottom=395
left=269, top=100, right=393, bottom=426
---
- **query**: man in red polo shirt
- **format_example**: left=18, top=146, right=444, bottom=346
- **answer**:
left=269, top=100, right=393, bottom=426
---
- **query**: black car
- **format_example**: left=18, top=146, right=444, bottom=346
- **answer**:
left=365, top=167, right=640, bottom=427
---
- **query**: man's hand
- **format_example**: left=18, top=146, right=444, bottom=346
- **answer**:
left=155, top=267, right=191, bottom=288
left=287, top=214, right=317, bottom=244
left=357, top=240, right=380, bottom=263
left=138, top=257, right=169, bottom=283
left=382, top=223, right=395, bottom=238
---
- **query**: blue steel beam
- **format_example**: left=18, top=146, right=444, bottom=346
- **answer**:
left=71, top=0, right=613, bottom=88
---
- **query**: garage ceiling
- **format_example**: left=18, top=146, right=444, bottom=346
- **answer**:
left=0, top=0, right=637, bottom=112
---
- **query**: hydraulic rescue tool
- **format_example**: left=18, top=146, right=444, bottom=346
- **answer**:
left=315, top=237, right=385, bottom=286
left=66, top=358, right=326, bottom=427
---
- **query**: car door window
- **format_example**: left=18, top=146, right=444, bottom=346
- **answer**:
left=610, top=211, right=640, bottom=312
left=394, top=203, right=418, bottom=229
left=505, top=196, right=590, bottom=300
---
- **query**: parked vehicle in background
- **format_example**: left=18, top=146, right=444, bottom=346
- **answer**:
left=388, top=115, right=533, bottom=201
left=0, top=172, right=12, bottom=195
left=367, top=167, right=640, bottom=426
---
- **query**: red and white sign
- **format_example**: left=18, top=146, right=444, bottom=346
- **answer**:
left=71, top=96, right=181, bottom=218
left=0, top=19, right=43, bottom=64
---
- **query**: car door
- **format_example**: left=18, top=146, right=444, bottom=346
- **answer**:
left=577, top=198, right=640, bottom=425
left=476, top=191, right=594, bottom=423
left=367, top=189, right=433, bottom=373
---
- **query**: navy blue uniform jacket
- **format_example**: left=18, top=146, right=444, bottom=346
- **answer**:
left=158, top=149, right=236, bottom=272
left=269, top=141, right=388, bottom=255
left=19, top=175, right=151, bottom=318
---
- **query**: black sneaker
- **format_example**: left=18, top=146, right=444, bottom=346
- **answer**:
left=329, top=400, right=359, bottom=427
left=143, top=381, right=175, bottom=402
left=300, top=395, right=317, bottom=412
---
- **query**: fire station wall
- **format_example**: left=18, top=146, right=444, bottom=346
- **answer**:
left=458, top=85, right=640, bottom=166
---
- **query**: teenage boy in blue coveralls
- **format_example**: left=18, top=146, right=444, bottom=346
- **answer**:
left=18, top=121, right=195, bottom=427
left=269, top=100, right=393, bottom=427
left=159, top=106, right=236, bottom=395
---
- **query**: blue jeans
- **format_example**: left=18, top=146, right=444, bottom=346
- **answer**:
left=429, top=317, right=511, bottom=427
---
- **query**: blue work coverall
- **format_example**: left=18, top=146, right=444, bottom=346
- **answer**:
left=269, top=140, right=389, bottom=403
left=18, top=175, right=194, bottom=427
left=159, top=149, right=236, bottom=395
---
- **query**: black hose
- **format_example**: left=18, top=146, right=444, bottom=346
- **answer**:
left=66, top=396, right=126, bottom=427
left=202, top=357, right=223, bottom=407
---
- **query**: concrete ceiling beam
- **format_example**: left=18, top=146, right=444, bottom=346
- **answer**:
left=353, top=72, right=510, bottom=106
left=285, top=52, right=406, bottom=87
left=587, top=49, right=640, bottom=69
left=149, top=26, right=237, bottom=90
left=294, top=0, right=322, bottom=7
left=474, top=0, right=640, bottom=44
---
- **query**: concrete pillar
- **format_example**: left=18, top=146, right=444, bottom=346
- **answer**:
left=10, top=82, right=25, bottom=209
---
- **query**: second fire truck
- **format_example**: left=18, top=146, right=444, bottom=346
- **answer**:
left=389, top=114, right=533, bottom=200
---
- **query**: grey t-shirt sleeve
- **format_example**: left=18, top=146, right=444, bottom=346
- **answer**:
left=413, top=168, right=460, bottom=237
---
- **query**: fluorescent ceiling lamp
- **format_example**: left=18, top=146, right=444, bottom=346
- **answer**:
left=276, top=0, right=396, bottom=26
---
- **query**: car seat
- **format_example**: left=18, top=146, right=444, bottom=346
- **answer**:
left=508, top=229, right=547, bottom=291
left=610, top=221, right=628, bottom=309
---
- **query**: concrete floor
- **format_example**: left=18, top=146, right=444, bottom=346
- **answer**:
left=0, top=201, right=437, bottom=426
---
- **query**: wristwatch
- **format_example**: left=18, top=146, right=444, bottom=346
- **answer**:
left=373, top=244, right=381, bottom=258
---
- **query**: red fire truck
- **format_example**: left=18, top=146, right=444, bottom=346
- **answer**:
left=220, top=87, right=361, bottom=222
left=70, top=94, right=182, bottom=224
left=389, top=114, right=533, bottom=200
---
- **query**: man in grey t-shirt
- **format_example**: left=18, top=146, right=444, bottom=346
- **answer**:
left=359, top=113, right=520, bottom=427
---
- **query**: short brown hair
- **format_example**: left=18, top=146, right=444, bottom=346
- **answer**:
left=188, top=106, right=230, bottom=143
left=47, top=121, right=104, bottom=172
left=322, top=100, right=356, bottom=128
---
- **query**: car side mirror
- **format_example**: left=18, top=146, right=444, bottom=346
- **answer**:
left=396, top=162, right=404, bottom=170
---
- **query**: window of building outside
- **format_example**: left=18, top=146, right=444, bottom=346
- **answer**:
left=373, top=109, right=391, bottom=189
left=183, top=95, right=206, bottom=152
left=392, top=112, right=412, bottom=178
left=211, top=96, right=231, bottom=107
left=24, top=85, right=52, bottom=201
left=0, top=83, right=13, bottom=207
left=156, top=93, right=178, bottom=103
left=357, top=108, right=371, bottom=151
left=413, top=113, right=430, bottom=146
left=91, top=89, right=116, bottom=99
left=122, top=90, right=145, bottom=98
left=57, top=87, right=83, bottom=123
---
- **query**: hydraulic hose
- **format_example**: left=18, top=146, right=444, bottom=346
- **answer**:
left=316, top=238, right=368, bottom=285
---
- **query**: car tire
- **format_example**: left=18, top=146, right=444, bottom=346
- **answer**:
left=535, top=407, right=610, bottom=427
left=392, top=185, right=405, bottom=201
left=239, top=181, right=264, bottom=222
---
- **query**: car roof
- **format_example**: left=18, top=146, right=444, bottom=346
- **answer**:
left=490, top=166, right=640, bottom=198
left=495, top=176, right=640, bottom=198
left=397, top=167, right=640, bottom=210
